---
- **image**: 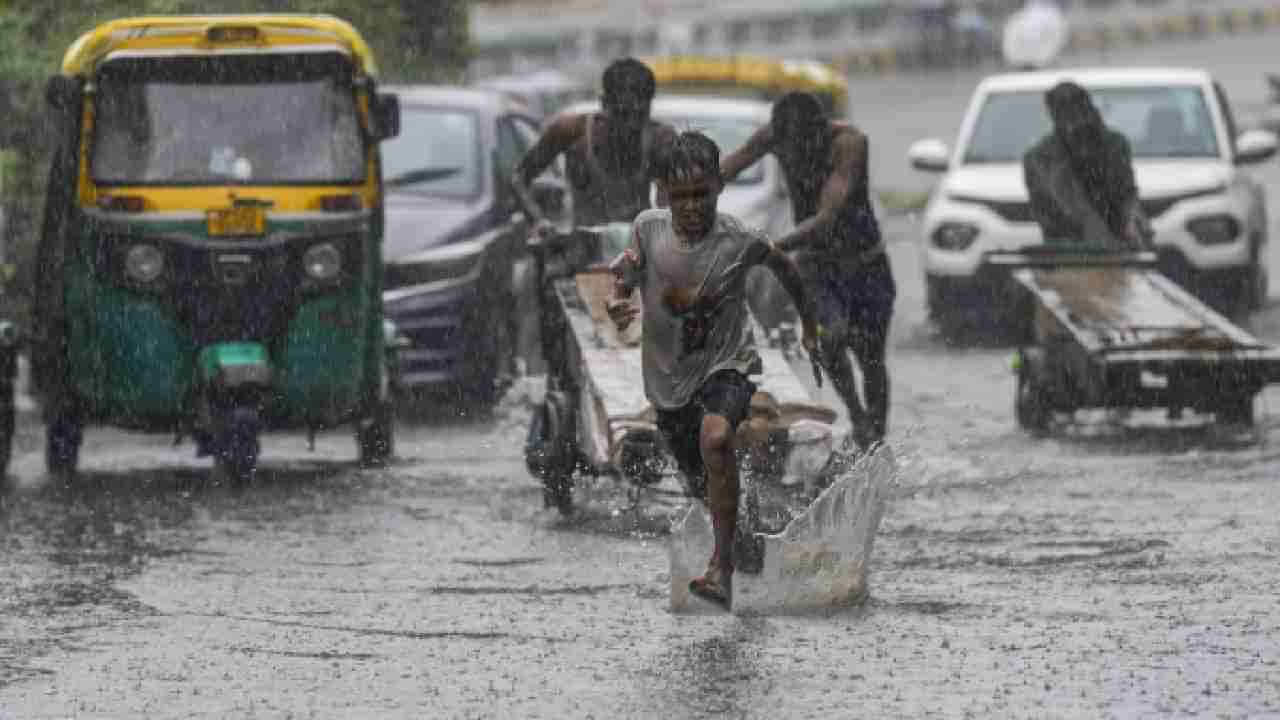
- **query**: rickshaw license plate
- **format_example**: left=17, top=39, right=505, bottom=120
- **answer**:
left=207, top=206, right=266, bottom=236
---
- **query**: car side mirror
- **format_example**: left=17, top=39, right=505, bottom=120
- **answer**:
left=1235, top=129, right=1277, bottom=165
left=908, top=138, right=951, bottom=173
left=373, top=93, right=400, bottom=142
left=45, top=76, right=83, bottom=117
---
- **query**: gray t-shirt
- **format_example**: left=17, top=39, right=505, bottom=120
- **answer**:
left=616, top=209, right=767, bottom=410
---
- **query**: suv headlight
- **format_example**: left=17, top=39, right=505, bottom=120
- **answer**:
left=931, top=223, right=979, bottom=251
left=1186, top=215, right=1240, bottom=246
left=125, top=244, right=165, bottom=283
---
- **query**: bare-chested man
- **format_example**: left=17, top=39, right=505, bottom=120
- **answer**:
left=722, top=92, right=897, bottom=453
left=512, top=57, right=677, bottom=232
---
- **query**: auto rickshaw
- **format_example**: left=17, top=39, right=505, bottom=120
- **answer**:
left=34, top=15, right=402, bottom=481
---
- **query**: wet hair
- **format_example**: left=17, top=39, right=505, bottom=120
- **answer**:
left=772, top=91, right=827, bottom=137
left=661, top=131, right=720, bottom=185
left=602, top=57, right=656, bottom=102
left=1045, top=81, right=1101, bottom=127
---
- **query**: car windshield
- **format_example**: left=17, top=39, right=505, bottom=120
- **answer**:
left=963, top=85, right=1220, bottom=163
left=92, top=52, right=365, bottom=185
left=380, top=107, right=482, bottom=199
left=658, top=114, right=765, bottom=184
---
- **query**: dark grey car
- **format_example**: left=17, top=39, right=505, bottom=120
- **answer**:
left=380, top=86, right=563, bottom=407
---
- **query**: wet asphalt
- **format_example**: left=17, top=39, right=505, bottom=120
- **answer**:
left=3, top=30, right=1280, bottom=720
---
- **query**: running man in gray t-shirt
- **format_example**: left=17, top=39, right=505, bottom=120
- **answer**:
left=607, top=131, right=820, bottom=609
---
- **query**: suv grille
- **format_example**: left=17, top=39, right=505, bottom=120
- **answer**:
left=952, top=186, right=1222, bottom=224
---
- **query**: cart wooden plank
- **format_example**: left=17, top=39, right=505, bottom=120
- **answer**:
left=1012, top=266, right=1272, bottom=355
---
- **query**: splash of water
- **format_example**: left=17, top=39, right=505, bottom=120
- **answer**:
left=670, top=443, right=898, bottom=615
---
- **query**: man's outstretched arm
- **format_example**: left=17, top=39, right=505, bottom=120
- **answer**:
left=755, top=241, right=819, bottom=349
left=772, top=130, right=866, bottom=253
left=720, top=124, right=773, bottom=184
left=1113, top=137, right=1152, bottom=247
left=606, top=223, right=647, bottom=331
left=511, top=113, right=580, bottom=224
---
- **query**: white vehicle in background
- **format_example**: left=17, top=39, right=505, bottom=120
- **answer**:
left=564, top=95, right=797, bottom=327
left=908, top=68, right=1278, bottom=335
left=564, top=95, right=792, bottom=236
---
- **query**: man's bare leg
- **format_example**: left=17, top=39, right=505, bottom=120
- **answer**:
left=820, top=339, right=872, bottom=448
left=734, top=410, right=772, bottom=574
left=691, top=413, right=738, bottom=607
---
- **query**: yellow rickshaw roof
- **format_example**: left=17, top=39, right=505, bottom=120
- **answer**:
left=59, top=14, right=378, bottom=77
left=641, top=55, right=848, bottom=102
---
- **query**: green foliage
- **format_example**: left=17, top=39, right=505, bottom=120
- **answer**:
left=0, top=0, right=470, bottom=316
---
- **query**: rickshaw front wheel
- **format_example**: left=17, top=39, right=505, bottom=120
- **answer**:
left=212, top=410, right=260, bottom=486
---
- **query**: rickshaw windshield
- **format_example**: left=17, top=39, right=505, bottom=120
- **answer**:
left=91, top=51, right=365, bottom=186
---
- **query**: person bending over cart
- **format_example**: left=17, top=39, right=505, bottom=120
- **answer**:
left=1023, top=81, right=1152, bottom=250
left=606, top=131, right=821, bottom=609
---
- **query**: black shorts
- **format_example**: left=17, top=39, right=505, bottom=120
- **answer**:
left=655, top=370, right=757, bottom=485
left=805, top=254, right=896, bottom=343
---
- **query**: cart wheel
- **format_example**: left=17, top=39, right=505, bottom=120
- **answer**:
left=537, top=392, right=575, bottom=515
left=1215, top=391, right=1255, bottom=428
left=356, top=400, right=395, bottom=468
left=619, top=439, right=663, bottom=487
left=1015, top=363, right=1052, bottom=437
left=46, top=409, right=83, bottom=478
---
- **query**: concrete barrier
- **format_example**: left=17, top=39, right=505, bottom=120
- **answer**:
left=838, top=3, right=1280, bottom=76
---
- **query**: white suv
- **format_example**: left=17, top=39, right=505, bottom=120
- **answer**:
left=908, top=68, right=1277, bottom=333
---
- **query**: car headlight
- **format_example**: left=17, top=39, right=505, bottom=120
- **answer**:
left=125, top=244, right=165, bottom=283
left=303, top=242, right=342, bottom=280
left=1186, top=215, right=1240, bottom=246
left=932, top=223, right=979, bottom=251
left=384, top=241, right=486, bottom=291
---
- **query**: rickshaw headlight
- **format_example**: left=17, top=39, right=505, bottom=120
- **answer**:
left=303, top=243, right=342, bottom=280
left=125, top=244, right=165, bottom=283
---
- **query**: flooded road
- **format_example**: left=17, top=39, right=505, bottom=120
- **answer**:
left=4, top=29, right=1280, bottom=719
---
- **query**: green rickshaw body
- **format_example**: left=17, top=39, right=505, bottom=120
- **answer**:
left=61, top=213, right=378, bottom=430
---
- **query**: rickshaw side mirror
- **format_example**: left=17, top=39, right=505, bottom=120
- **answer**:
left=45, top=76, right=83, bottom=116
left=373, top=93, right=401, bottom=141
